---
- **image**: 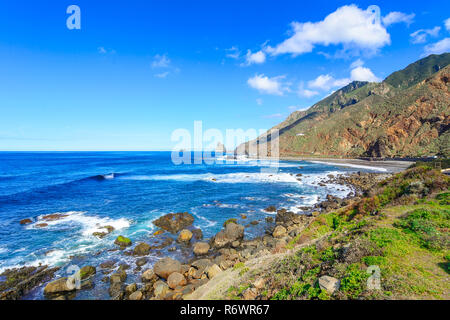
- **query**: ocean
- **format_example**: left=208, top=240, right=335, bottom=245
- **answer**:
left=0, top=151, right=374, bottom=299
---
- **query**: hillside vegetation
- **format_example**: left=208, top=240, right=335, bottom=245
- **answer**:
left=237, top=53, right=450, bottom=158
left=224, top=166, right=450, bottom=300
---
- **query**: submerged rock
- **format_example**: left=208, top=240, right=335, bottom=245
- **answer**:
left=152, top=212, right=194, bottom=234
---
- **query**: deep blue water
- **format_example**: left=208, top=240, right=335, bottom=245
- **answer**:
left=0, top=151, right=362, bottom=299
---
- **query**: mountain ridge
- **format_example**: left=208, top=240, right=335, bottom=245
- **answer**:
left=236, top=53, right=450, bottom=158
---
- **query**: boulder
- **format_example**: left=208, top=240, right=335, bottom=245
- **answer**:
left=264, top=206, right=277, bottom=212
left=20, top=218, right=32, bottom=225
left=110, top=270, right=127, bottom=284
left=152, top=212, right=194, bottom=234
left=193, top=242, right=210, bottom=256
left=100, top=260, right=116, bottom=269
left=177, top=229, right=193, bottom=243
left=191, top=228, right=203, bottom=240
left=167, top=272, right=187, bottom=289
left=129, top=290, right=143, bottom=300
left=114, top=236, right=132, bottom=248
left=43, top=277, right=76, bottom=295
left=133, top=242, right=151, bottom=256
left=79, top=266, right=96, bottom=280
left=108, top=282, right=123, bottom=299
left=153, top=280, right=169, bottom=298
left=136, top=257, right=147, bottom=267
left=141, top=269, right=157, bottom=282
left=272, top=225, right=287, bottom=238
left=212, top=222, right=244, bottom=248
left=318, top=276, right=340, bottom=294
left=275, top=209, right=304, bottom=225
left=206, top=264, right=222, bottom=279
left=153, top=257, right=182, bottom=279
left=125, top=283, right=137, bottom=294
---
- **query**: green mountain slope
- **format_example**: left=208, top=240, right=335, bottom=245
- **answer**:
left=237, top=53, right=450, bottom=158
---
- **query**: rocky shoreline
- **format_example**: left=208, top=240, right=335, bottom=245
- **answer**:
left=0, top=171, right=388, bottom=300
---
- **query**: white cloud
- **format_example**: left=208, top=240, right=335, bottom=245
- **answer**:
left=423, top=38, right=450, bottom=56
left=445, top=18, right=450, bottom=32
left=247, top=74, right=288, bottom=96
left=266, top=5, right=391, bottom=57
left=244, top=50, right=266, bottom=65
left=382, top=12, right=415, bottom=27
left=410, top=27, right=441, bottom=44
left=155, top=72, right=169, bottom=78
left=152, top=54, right=171, bottom=68
left=350, top=58, right=365, bottom=69
left=225, top=46, right=240, bottom=59
left=350, top=66, right=381, bottom=82
left=305, top=62, right=380, bottom=94
left=97, top=47, right=116, bottom=54
left=256, top=98, right=263, bottom=105
left=297, top=82, right=320, bottom=98
left=308, top=74, right=350, bottom=91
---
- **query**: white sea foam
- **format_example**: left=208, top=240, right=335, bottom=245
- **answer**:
left=27, top=211, right=131, bottom=237
left=121, top=172, right=304, bottom=185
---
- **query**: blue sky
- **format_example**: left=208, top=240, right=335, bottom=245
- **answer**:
left=0, top=0, right=449, bottom=151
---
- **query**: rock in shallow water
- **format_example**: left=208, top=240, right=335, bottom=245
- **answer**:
left=44, top=277, right=76, bottom=295
left=114, top=235, right=132, bottom=248
left=152, top=212, right=194, bottom=234
left=177, top=229, right=193, bottom=243
left=133, top=242, right=151, bottom=256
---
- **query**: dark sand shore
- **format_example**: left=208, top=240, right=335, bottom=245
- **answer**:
left=279, top=157, right=414, bottom=173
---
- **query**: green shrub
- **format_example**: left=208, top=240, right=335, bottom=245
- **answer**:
left=340, top=264, right=369, bottom=299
